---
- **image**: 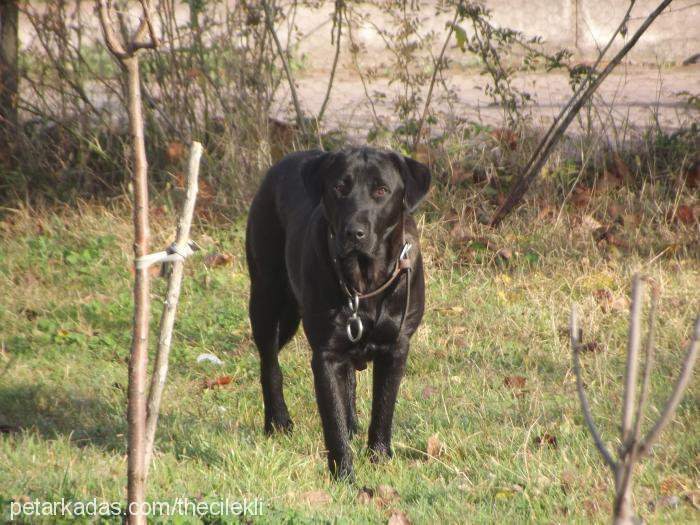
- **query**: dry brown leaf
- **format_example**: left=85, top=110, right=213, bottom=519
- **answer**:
left=449, top=166, right=473, bottom=184
left=660, top=475, right=689, bottom=495
left=537, top=206, right=555, bottom=222
left=581, top=215, right=603, bottom=230
left=534, top=433, right=558, bottom=448
left=204, top=253, right=233, bottom=268
left=670, top=205, right=697, bottom=225
left=388, top=509, right=411, bottom=525
left=491, top=128, right=518, bottom=149
left=357, top=487, right=374, bottom=505
left=503, top=375, right=527, bottom=389
left=421, top=385, right=437, bottom=399
left=300, top=490, right=331, bottom=506
left=202, top=375, right=233, bottom=389
left=571, top=185, right=591, bottom=209
left=426, top=433, right=445, bottom=460
left=166, top=142, right=186, bottom=163
left=682, top=162, right=700, bottom=189
left=496, top=247, right=513, bottom=260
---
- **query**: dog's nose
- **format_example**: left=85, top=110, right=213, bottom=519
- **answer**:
left=345, top=225, right=366, bottom=241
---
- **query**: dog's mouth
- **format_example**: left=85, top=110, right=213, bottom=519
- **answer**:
left=336, top=239, right=373, bottom=258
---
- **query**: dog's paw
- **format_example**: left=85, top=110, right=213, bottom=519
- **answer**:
left=367, top=443, right=393, bottom=463
left=264, top=416, right=294, bottom=435
left=329, top=459, right=355, bottom=483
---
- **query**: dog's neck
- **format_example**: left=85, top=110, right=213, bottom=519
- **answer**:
left=337, top=216, right=404, bottom=295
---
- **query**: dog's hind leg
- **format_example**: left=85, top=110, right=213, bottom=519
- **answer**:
left=249, top=277, right=295, bottom=434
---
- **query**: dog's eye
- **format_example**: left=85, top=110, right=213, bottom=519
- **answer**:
left=373, top=186, right=389, bottom=197
left=334, top=182, right=345, bottom=194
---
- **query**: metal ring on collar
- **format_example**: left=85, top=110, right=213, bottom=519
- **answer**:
left=346, top=315, right=363, bottom=342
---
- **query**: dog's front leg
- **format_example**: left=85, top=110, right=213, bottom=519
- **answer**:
left=311, top=352, right=354, bottom=480
left=368, top=341, right=409, bottom=461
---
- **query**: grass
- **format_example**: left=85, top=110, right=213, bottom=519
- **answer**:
left=0, top=186, right=698, bottom=524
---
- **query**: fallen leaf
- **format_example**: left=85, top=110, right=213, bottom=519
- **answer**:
left=684, top=490, right=700, bottom=510
left=166, top=142, right=186, bottom=163
left=682, top=162, right=700, bottom=188
left=537, top=206, right=555, bottom=222
left=203, top=375, right=233, bottom=389
left=503, top=375, right=526, bottom=389
left=426, top=433, right=445, bottom=460
left=358, top=487, right=374, bottom=504
left=388, top=509, right=411, bottom=525
left=449, top=166, right=473, bottom=184
left=496, top=247, right=512, bottom=260
left=669, top=205, right=697, bottom=225
left=421, top=385, right=437, bottom=399
left=611, top=152, right=630, bottom=183
left=491, top=128, right=518, bottom=149
left=580, top=341, right=605, bottom=353
left=377, top=485, right=400, bottom=503
left=581, top=214, right=602, bottom=230
left=300, top=490, right=331, bottom=506
left=571, top=185, right=591, bottom=209
left=660, top=476, right=689, bottom=495
left=203, top=253, right=233, bottom=268
left=534, top=433, right=558, bottom=448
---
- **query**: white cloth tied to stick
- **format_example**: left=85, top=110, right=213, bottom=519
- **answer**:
left=134, top=240, right=199, bottom=270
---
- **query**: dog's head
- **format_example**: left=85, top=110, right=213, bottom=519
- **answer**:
left=301, top=148, right=431, bottom=257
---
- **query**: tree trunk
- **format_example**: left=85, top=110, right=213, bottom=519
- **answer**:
left=125, top=55, right=150, bottom=525
left=0, top=0, right=19, bottom=160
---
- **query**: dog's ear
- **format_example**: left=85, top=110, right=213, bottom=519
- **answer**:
left=391, top=154, right=431, bottom=211
left=301, top=152, right=335, bottom=204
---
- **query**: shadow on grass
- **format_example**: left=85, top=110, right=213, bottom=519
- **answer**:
left=0, top=382, right=127, bottom=452
left=0, top=381, right=263, bottom=466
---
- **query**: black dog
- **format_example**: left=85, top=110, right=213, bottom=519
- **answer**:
left=245, top=147, right=430, bottom=479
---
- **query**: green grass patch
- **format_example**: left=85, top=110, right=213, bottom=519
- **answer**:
left=0, top=199, right=698, bottom=524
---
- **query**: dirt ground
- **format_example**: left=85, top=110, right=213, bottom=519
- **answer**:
left=281, top=64, right=700, bottom=138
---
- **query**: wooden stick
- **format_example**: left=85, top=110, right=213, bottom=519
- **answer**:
left=144, top=142, right=202, bottom=477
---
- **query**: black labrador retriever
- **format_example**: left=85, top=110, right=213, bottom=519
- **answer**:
left=245, top=147, right=430, bottom=479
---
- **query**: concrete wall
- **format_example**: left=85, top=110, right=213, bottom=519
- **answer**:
left=295, top=0, right=700, bottom=70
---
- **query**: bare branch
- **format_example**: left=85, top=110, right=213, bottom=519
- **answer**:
left=145, top=142, right=203, bottom=478
left=97, top=0, right=127, bottom=59
left=571, top=305, right=617, bottom=470
left=630, top=279, right=658, bottom=452
left=621, top=275, right=644, bottom=444
left=490, top=0, right=672, bottom=226
left=411, top=3, right=460, bottom=152
left=262, top=0, right=308, bottom=137
left=638, top=315, right=700, bottom=456
left=318, top=0, right=344, bottom=124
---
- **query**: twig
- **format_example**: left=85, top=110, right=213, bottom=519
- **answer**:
left=144, top=142, right=202, bottom=477
left=490, top=0, right=672, bottom=226
left=630, top=280, right=657, bottom=450
left=570, top=305, right=617, bottom=469
left=317, top=0, right=343, bottom=124
left=262, top=0, right=308, bottom=137
left=638, top=315, right=700, bottom=456
left=412, top=3, right=460, bottom=152
left=571, top=273, right=699, bottom=524
left=621, top=275, right=644, bottom=444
